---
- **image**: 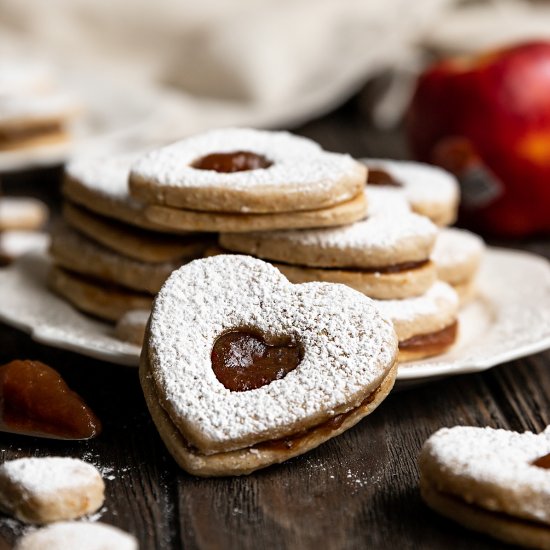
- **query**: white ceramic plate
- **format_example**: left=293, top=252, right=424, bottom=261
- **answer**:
left=0, top=247, right=548, bottom=385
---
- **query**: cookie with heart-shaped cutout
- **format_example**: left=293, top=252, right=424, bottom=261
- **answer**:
left=130, top=128, right=365, bottom=213
left=0, top=457, right=104, bottom=524
left=420, top=425, right=550, bottom=548
left=140, top=254, right=398, bottom=476
left=218, top=190, right=438, bottom=300
left=362, top=158, right=459, bottom=226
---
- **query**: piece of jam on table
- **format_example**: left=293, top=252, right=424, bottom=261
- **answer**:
left=0, top=359, right=102, bottom=439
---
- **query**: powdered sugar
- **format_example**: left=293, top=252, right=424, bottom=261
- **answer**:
left=0, top=457, right=102, bottom=500
left=432, top=227, right=485, bottom=269
left=421, top=425, right=550, bottom=523
left=0, top=231, right=48, bottom=260
left=0, top=92, right=80, bottom=126
left=65, top=153, right=142, bottom=208
left=147, top=254, right=397, bottom=449
left=14, top=521, right=137, bottom=550
left=373, top=281, right=459, bottom=341
left=219, top=206, right=437, bottom=267
left=363, top=158, right=459, bottom=206
left=130, top=127, right=358, bottom=193
left=0, top=62, right=53, bottom=97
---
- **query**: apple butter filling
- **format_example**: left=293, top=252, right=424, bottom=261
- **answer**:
left=192, top=151, right=273, bottom=173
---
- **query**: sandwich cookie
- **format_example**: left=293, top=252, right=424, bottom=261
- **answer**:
left=115, top=309, right=149, bottom=346
left=141, top=255, right=398, bottom=476
left=218, top=196, right=438, bottom=300
left=0, top=457, right=104, bottom=524
left=373, top=281, right=459, bottom=362
left=63, top=202, right=210, bottom=264
left=15, top=522, right=138, bottom=550
left=0, top=197, right=48, bottom=231
left=362, top=158, right=459, bottom=226
left=432, top=228, right=485, bottom=303
left=129, top=128, right=368, bottom=232
left=63, top=153, right=187, bottom=233
left=0, top=92, right=80, bottom=151
left=420, top=425, right=550, bottom=549
left=48, top=266, right=152, bottom=322
left=50, top=225, right=185, bottom=294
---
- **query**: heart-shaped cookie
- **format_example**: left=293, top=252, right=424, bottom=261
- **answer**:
left=141, top=255, right=398, bottom=476
left=420, top=425, right=550, bottom=548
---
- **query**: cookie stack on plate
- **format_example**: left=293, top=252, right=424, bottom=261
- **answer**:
left=49, top=128, right=368, bottom=324
left=49, top=154, right=213, bottom=321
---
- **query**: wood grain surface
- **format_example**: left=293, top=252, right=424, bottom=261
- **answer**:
left=0, top=98, right=549, bottom=549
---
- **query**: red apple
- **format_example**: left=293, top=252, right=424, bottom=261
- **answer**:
left=407, top=41, right=550, bottom=237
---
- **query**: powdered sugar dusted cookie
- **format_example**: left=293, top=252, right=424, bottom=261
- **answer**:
left=50, top=225, right=192, bottom=294
left=15, top=521, right=137, bottom=550
left=0, top=457, right=104, bottom=524
left=143, top=191, right=366, bottom=233
left=0, top=197, right=48, bottom=231
left=63, top=154, right=186, bottom=233
left=0, top=92, right=80, bottom=151
left=115, top=309, right=149, bottom=346
left=219, top=200, right=438, bottom=299
left=130, top=128, right=366, bottom=214
left=373, top=281, right=459, bottom=361
left=63, top=202, right=209, bottom=264
left=49, top=266, right=152, bottom=322
left=432, top=228, right=485, bottom=303
left=363, top=158, right=459, bottom=226
left=141, top=254, right=398, bottom=476
left=420, top=425, right=550, bottom=548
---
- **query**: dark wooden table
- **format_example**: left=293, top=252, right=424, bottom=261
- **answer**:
left=1, top=98, right=549, bottom=550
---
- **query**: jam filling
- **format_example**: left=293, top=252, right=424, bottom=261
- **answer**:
left=192, top=151, right=273, bottom=173
left=533, top=453, right=550, bottom=469
left=366, top=167, right=403, bottom=187
left=0, top=360, right=102, bottom=439
left=211, top=330, right=303, bottom=392
left=399, top=321, right=458, bottom=351
left=256, top=386, right=380, bottom=451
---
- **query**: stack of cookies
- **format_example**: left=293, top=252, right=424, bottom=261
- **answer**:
left=49, top=127, right=485, bottom=363
left=49, top=154, right=213, bottom=321
left=49, top=128, right=367, bottom=323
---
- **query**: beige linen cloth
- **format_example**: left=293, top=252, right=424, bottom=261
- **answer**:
left=1, top=0, right=549, bottom=150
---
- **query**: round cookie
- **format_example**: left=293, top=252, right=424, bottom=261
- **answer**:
left=49, top=266, right=152, bottom=322
left=219, top=201, right=438, bottom=299
left=63, top=202, right=210, bottom=264
left=15, top=522, right=138, bottom=550
left=63, top=153, right=188, bottom=233
left=129, top=128, right=366, bottom=214
left=362, top=158, right=459, bottom=226
left=0, top=457, right=104, bottom=524
left=144, top=191, right=367, bottom=233
left=115, top=309, right=149, bottom=346
left=141, top=254, right=398, bottom=476
left=0, top=92, right=79, bottom=151
left=373, top=281, right=459, bottom=362
left=420, top=425, right=550, bottom=548
left=432, top=228, right=485, bottom=303
left=50, top=225, right=184, bottom=294
left=0, top=197, right=48, bottom=231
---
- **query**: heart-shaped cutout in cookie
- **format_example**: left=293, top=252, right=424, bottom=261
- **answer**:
left=192, top=151, right=273, bottom=173
left=0, top=360, right=101, bottom=440
left=142, top=255, right=398, bottom=456
left=367, top=167, right=403, bottom=187
left=420, top=425, right=550, bottom=541
left=211, top=329, right=303, bottom=391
